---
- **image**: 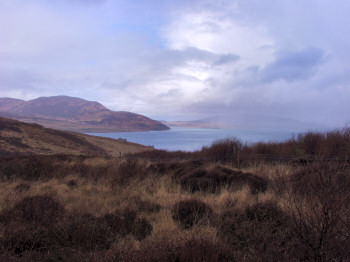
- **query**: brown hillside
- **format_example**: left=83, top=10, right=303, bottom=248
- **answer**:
left=0, top=117, right=150, bottom=156
left=0, top=96, right=169, bottom=132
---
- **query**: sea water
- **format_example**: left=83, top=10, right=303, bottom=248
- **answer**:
left=87, top=127, right=297, bottom=152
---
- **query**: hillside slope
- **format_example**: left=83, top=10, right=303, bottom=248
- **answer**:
left=0, top=96, right=169, bottom=132
left=0, top=117, right=150, bottom=156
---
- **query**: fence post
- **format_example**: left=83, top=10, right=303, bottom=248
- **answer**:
left=233, top=146, right=236, bottom=168
left=237, top=150, right=240, bottom=169
left=119, top=152, right=122, bottom=158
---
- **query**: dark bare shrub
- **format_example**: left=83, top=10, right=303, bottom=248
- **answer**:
left=200, top=138, right=242, bottom=158
left=111, top=158, right=146, bottom=188
left=120, top=237, right=235, bottom=262
left=290, top=163, right=350, bottom=196
left=59, top=209, right=153, bottom=251
left=179, top=168, right=208, bottom=192
left=1, top=195, right=65, bottom=226
left=59, top=213, right=115, bottom=251
left=14, top=183, right=31, bottom=193
left=129, top=196, right=161, bottom=213
left=218, top=202, right=292, bottom=261
left=132, top=218, right=153, bottom=240
left=172, top=199, right=213, bottom=229
left=284, top=163, right=350, bottom=261
left=1, top=222, right=57, bottom=255
left=66, top=179, right=78, bottom=189
left=299, top=132, right=324, bottom=155
left=179, top=165, right=268, bottom=194
left=254, top=142, right=278, bottom=155
left=0, top=196, right=65, bottom=256
left=116, top=208, right=153, bottom=240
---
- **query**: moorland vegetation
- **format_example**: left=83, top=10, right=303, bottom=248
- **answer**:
left=0, top=127, right=350, bottom=261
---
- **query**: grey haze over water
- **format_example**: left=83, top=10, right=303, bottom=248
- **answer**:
left=88, top=127, right=301, bottom=152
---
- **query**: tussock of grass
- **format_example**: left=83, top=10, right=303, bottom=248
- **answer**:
left=0, top=153, right=349, bottom=261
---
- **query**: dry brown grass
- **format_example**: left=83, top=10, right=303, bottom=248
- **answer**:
left=0, top=116, right=151, bottom=156
left=0, top=155, right=349, bottom=261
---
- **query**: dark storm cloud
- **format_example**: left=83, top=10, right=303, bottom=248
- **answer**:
left=152, top=47, right=239, bottom=68
left=261, top=47, right=326, bottom=83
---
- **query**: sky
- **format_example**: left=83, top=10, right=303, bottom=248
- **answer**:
left=1, top=0, right=350, bottom=128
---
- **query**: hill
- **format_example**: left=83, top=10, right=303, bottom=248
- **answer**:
left=0, top=116, right=150, bottom=156
left=0, top=96, right=169, bottom=132
left=163, top=113, right=327, bottom=131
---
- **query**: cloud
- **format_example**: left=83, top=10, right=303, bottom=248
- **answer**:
left=261, top=47, right=326, bottom=83
left=149, top=47, right=239, bottom=71
left=0, top=0, right=350, bottom=128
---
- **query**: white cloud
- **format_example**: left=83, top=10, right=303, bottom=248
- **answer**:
left=163, top=10, right=274, bottom=67
left=0, top=0, right=350, bottom=127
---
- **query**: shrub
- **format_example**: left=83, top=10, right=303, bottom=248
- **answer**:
left=48, top=209, right=152, bottom=252
left=1, top=195, right=65, bottom=226
left=14, top=183, right=31, bottom=192
left=200, top=138, right=242, bottom=158
left=218, top=202, right=292, bottom=261
left=1, top=222, right=58, bottom=255
left=119, top=237, right=235, bottom=262
left=59, top=213, right=115, bottom=251
left=284, top=163, right=350, bottom=261
left=132, top=218, right=153, bottom=240
left=171, top=199, right=213, bottom=229
left=66, top=179, right=78, bottom=189
left=116, top=208, right=153, bottom=240
left=290, top=163, right=350, bottom=196
left=128, top=196, right=161, bottom=213
left=298, top=132, right=324, bottom=155
left=179, top=165, right=268, bottom=194
left=111, top=159, right=145, bottom=187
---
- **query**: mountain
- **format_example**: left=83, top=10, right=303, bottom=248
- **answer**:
left=163, top=113, right=328, bottom=131
left=0, top=96, right=169, bottom=132
left=0, top=116, right=150, bottom=156
left=162, top=119, right=222, bottom=129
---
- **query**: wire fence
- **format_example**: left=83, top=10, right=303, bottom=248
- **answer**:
left=122, top=152, right=350, bottom=168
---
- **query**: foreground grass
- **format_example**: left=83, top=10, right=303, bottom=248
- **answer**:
left=0, top=154, right=349, bottom=261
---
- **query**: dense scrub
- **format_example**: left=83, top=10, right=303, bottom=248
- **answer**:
left=0, top=195, right=152, bottom=257
left=171, top=199, right=213, bottom=228
left=148, top=162, right=268, bottom=194
left=133, top=127, right=350, bottom=165
left=218, top=201, right=294, bottom=261
left=0, top=145, right=349, bottom=260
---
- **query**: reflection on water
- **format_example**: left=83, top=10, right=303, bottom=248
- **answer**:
left=88, top=127, right=297, bottom=152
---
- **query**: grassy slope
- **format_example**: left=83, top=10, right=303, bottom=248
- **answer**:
left=0, top=116, right=150, bottom=156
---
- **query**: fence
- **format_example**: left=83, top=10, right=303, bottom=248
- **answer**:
left=122, top=152, right=350, bottom=169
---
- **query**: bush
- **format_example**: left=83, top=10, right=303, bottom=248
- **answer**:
left=111, top=159, right=146, bottom=187
left=179, top=165, right=268, bottom=194
left=290, top=163, right=350, bottom=196
left=128, top=196, right=161, bottom=213
left=119, top=237, right=235, bottom=262
left=171, top=199, right=213, bottom=229
left=1, top=222, right=58, bottom=255
left=59, top=213, right=116, bottom=251
left=132, top=218, right=153, bottom=240
left=284, top=163, right=350, bottom=261
left=1, top=195, right=65, bottom=226
left=218, top=202, right=292, bottom=261
left=66, top=179, right=78, bottom=189
left=200, top=138, right=242, bottom=158
left=60, top=209, right=153, bottom=251
left=14, top=183, right=31, bottom=192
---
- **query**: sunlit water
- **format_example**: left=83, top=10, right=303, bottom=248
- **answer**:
left=87, top=127, right=299, bottom=152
